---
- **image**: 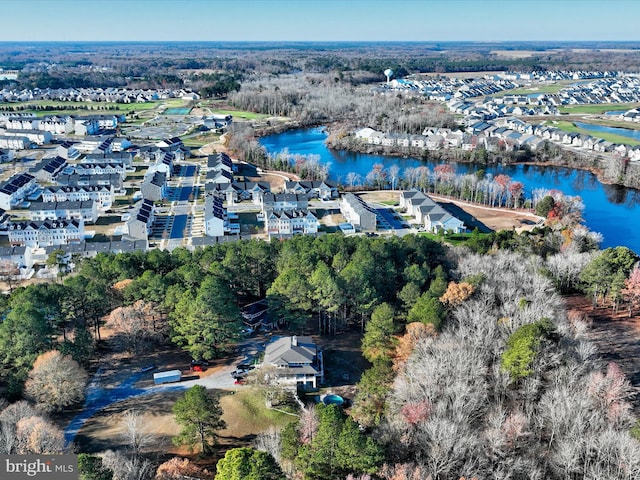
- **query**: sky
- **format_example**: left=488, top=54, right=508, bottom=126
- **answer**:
left=1, top=0, right=639, bottom=43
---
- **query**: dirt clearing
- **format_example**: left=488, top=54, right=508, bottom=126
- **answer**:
left=564, top=294, right=640, bottom=414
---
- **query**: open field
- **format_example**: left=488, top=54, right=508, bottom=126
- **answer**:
left=182, top=132, right=221, bottom=147
left=0, top=100, right=160, bottom=117
left=500, top=84, right=567, bottom=96
left=209, top=109, right=269, bottom=120
left=490, top=49, right=564, bottom=58
left=559, top=103, right=640, bottom=115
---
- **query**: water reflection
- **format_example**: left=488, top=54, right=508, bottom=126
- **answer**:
left=260, top=127, right=640, bottom=252
left=603, top=184, right=629, bottom=205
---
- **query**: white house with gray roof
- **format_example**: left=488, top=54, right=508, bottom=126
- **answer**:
left=340, top=193, right=377, bottom=231
left=400, top=190, right=465, bottom=233
left=262, top=336, right=323, bottom=389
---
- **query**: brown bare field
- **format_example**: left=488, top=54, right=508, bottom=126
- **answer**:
left=564, top=294, right=640, bottom=414
left=490, top=49, right=564, bottom=58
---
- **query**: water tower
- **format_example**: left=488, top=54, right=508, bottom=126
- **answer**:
left=384, top=68, right=394, bottom=84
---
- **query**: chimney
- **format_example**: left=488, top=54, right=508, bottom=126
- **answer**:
left=292, top=336, right=297, bottom=347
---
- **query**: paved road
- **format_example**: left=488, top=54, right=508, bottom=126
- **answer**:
left=170, top=214, right=188, bottom=239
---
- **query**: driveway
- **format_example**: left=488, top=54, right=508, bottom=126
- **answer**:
left=64, top=335, right=276, bottom=445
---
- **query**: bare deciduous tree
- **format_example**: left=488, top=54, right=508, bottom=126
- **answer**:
left=24, top=351, right=88, bottom=413
left=102, top=449, right=155, bottom=480
left=122, top=410, right=154, bottom=457
left=16, top=416, right=66, bottom=454
left=254, top=426, right=282, bottom=463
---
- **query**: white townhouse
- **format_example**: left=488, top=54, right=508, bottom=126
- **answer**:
left=74, top=162, right=127, bottom=180
left=41, top=185, right=114, bottom=210
left=125, top=200, right=155, bottom=240
left=27, top=200, right=98, bottom=224
left=0, top=173, right=36, bottom=210
left=399, top=190, right=465, bottom=233
left=0, top=135, right=31, bottom=150
left=260, top=193, right=308, bottom=214
left=204, top=195, right=239, bottom=237
left=266, top=209, right=319, bottom=238
left=8, top=219, right=84, bottom=248
left=340, top=193, right=377, bottom=231
left=1, top=129, right=52, bottom=145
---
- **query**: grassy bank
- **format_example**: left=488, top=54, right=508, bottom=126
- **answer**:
left=552, top=120, right=640, bottom=146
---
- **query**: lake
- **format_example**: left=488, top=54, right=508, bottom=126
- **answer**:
left=260, top=127, right=640, bottom=253
left=575, top=121, right=640, bottom=142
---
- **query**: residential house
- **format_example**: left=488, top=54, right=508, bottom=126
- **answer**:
left=56, top=173, right=123, bottom=191
left=41, top=185, right=114, bottom=210
left=43, top=239, right=148, bottom=260
left=355, top=127, right=378, bottom=141
left=340, top=193, right=377, bottom=231
left=137, top=144, right=190, bottom=162
left=111, top=137, right=132, bottom=152
left=204, top=195, right=231, bottom=237
left=2, top=129, right=52, bottom=145
left=125, top=200, right=154, bottom=240
left=74, top=162, right=127, bottom=180
left=8, top=219, right=84, bottom=248
left=39, top=115, right=74, bottom=135
left=206, top=181, right=270, bottom=205
left=74, top=118, right=100, bottom=136
left=207, top=152, right=237, bottom=174
left=27, top=200, right=98, bottom=224
left=262, top=336, right=324, bottom=389
left=261, top=193, right=308, bottom=214
left=141, top=170, right=167, bottom=202
left=399, top=190, right=465, bottom=233
left=28, top=156, right=68, bottom=183
left=0, top=246, right=34, bottom=278
left=0, top=136, right=31, bottom=150
left=0, top=173, right=36, bottom=210
left=55, top=141, right=81, bottom=161
left=153, top=152, right=174, bottom=178
left=284, top=180, right=338, bottom=200
left=5, top=116, right=37, bottom=130
left=84, top=152, right=133, bottom=167
left=156, top=137, right=183, bottom=149
left=206, top=169, right=233, bottom=184
left=266, top=210, right=319, bottom=238
left=75, top=136, right=113, bottom=154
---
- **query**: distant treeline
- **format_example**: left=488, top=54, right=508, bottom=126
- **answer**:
left=3, top=42, right=640, bottom=92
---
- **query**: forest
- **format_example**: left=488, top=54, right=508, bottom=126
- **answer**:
left=0, top=219, right=639, bottom=478
left=4, top=41, right=640, bottom=90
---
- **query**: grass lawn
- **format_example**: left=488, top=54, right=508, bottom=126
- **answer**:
left=559, top=103, right=640, bottom=115
left=162, top=99, right=191, bottom=108
left=553, top=120, right=640, bottom=146
left=210, top=109, right=269, bottom=120
left=183, top=132, right=221, bottom=147
left=0, top=100, right=160, bottom=117
left=502, top=84, right=567, bottom=96
left=219, top=387, right=298, bottom=437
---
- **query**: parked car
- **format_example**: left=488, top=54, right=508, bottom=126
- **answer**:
left=236, top=363, right=255, bottom=372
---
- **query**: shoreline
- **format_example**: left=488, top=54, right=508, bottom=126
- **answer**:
left=255, top=120, right=640, bottom=192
